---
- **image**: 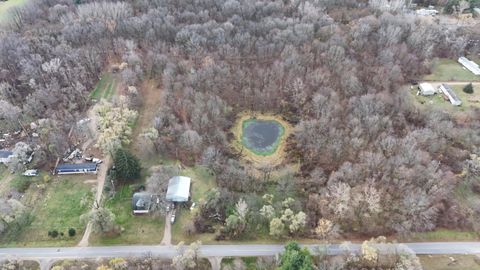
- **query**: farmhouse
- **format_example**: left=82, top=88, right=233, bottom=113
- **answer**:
left=132, top=192, right=152, bottom=214
left=439, top=84, right=462, bottom=106
left=55, top=162, right=98, bottom=175
left=0, top=150, right=13, bottom=164
left=458, top=57, right=480, bottom=75
left=166, top=176, right=191, bottom=202
left=418, top=83, right=436, bottom=96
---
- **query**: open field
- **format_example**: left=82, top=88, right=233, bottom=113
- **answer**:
left=420, top=255, right=480, bottom=270
left=0, top=0, right=28, bottom=24
left=5, top=177, right=94, bottom=247
left=89, top=73, right=118, bottom=101
left=424, top=58, right=480, bottom=82
left=91, top=185, right=164, bottom=245
left=407, top=229, right=479, bottom=242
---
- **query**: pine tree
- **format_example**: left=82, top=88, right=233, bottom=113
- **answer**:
left=113, top=148, right=141, bottom=182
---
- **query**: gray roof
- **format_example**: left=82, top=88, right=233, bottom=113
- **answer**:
left=0, top=150, right=13, bottom=159
left=440, top=84, right=462, bottom=106
left=166, top=176, right=191, bottom=202
left=132, top=192, right=152, bottom=212
left=56, top=162, right=97, bottom=171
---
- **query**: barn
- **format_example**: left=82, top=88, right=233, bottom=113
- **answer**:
left=55, top=163, right=98, bottom=175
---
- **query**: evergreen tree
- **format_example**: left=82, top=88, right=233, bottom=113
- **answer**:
left=463, top=83, right=474, bottom=94
left=113, top=148, right=141, bottom=182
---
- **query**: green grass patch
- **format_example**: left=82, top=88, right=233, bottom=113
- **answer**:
left=241, top=119, right=285, bottom=156
left=10, top=174, right=36, bottom=192
left=420, top=255, right=480, bottom=270
left=0, top=0, right=28, bottom=24
left=424, top=58, right=480, bottom=82
left=408, top=229, right=479, bottom=242
left=6, top=177, right=93, bottom=247
left=91, top=185, right=164, bottom=245
left=90, top=74, right=117, bottom=101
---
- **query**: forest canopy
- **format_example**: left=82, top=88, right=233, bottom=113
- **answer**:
left=0, top=0, right=479, bottom=239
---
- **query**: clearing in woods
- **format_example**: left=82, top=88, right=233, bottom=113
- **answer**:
left=0, top=0, right=28, bottom=24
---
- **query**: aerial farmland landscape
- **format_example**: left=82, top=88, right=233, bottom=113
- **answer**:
left=0, top=0, right=480, bottom=269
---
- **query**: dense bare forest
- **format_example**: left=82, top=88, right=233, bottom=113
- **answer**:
left=1, top=0, right=480, bottom=241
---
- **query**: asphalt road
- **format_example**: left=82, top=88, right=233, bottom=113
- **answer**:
left=1, top=242, right=480, bottom=260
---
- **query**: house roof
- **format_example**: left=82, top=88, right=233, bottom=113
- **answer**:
left=0, top=150, right=13, bottom=159
left=132, top=192, right=152, bottom=212
left=419, top=83, right=435, bottom=94
left=56, top=163, right=97, bottom=171
left=166, top=176, right=191, bottom=202
left=458, top=57, right=480, bottom=76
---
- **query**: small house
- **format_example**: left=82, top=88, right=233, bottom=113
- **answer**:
left=0, top=150, right=13, bottom=164
left=166, top=176, right=191, bottom=202
left=418, top=83, right=436, bottom=96
left=55, top=163, right=98, bottom=175
left=132, top=192, right=152, bottom=214
left=458, top=57, right=480, bottom=75
left=439, top=84, right=462, bottom=106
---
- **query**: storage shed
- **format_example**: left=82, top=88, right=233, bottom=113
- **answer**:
left=439, top=84, right=462, bottom=106
left=132, top=192, right=152, bottom=214
left=166, top=176, right=191, bottom=202
left=55, top=163, right=98, bottom=175
left=418, top=83, right=436, bottom=96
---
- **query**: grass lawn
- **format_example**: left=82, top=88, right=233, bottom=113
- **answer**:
left=407, top=229, right=479, bottom=242
left=0, top=0, right=28, bottom=24
left=420, top=255, right=480, bottom=270
left=6, top=177, right=94, bottom=247
left=91, top=185, right=164, bottom=245
left=424, top=58, right=480, bottom=82
left=410, top=84, right=480, bottom=113
left=89, top=73, right=117, bottom=101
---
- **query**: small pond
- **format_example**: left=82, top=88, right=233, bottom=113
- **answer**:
left=241, top=119, right=285, bottom=156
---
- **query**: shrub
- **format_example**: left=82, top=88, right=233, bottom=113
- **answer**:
left=50, top=230, right=59, bottom=238
left=11, top=176, right=31, bottom=192
left=68, top=228, right=76, bottom=237
left=463, top=83, right=474, bottom=94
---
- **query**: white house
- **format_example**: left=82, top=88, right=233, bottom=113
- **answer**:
left=166, top=176, right=191, bottom=202
left=0, top=150, right=13, bottom=164
left=418, top=83, right=436, bottom=96
left=458, top=57, right=480, bottom=75
left=439, top=84, right=462, bottom=106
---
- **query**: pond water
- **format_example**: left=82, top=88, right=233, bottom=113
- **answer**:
left=242, top=119, right=284, bottom=155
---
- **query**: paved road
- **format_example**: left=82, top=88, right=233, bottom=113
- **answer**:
left=1, top=243, right=480, bottom=260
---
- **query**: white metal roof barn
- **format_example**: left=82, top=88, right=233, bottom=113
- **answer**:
left=166, top=176, right=191, bottom=202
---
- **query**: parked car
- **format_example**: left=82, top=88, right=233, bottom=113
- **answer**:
left=190, top=202, right=196, bottom=211
left=92, top=158, right=103, bottom=164
left=170, top=210, right=176, bottom=224
left=23, top=169, right=38, bottom=177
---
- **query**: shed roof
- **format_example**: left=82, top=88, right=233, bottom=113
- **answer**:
left=419, top=83, right=435, bottom=95
left=0, top=150, right=13, bottom=159
left=166, top=176, right=191, bottom=202
left=56, top=163, right=97, bottom=171
left=132, top=192, right=152, bottom=212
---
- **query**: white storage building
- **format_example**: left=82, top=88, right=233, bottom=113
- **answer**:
left=418, top=83, right=436, bottom=96
left=166, top=176, right=191, bottom=202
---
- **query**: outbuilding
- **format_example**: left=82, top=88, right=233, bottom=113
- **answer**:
left=132, top=192, right=152, bottom=214
left=458, top=57, right=480, bottom=75
left=55, top=163, right=98, bottom=175
left=0, top=150, right=13, bottom=164
left=418, top=83, right=436, bottom=96
left=166, top=176, right=191, bottom=202
left=439, top=84, right=462, bottom=106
